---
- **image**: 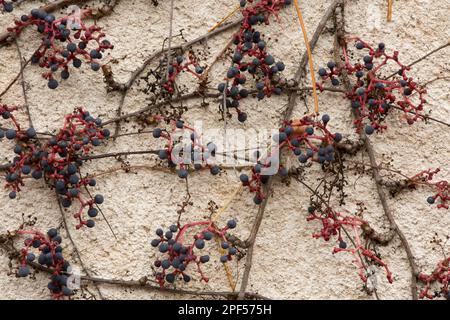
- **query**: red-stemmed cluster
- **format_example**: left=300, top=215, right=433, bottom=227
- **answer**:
left=217, top=0, right=291, bottom=122
left=239, top=114, right=343, bottom=204
left=163, top=54, right=204, bottom=94
left=1, top=104, right=23, bottom=133
left=317, top=38, right=427, bottom=135
left=418, top=257, right=449, bottom=300
left=405, top=168, right=450, bottom=210
left=152, top=116, right=221, bottom=179
left=150, top=219, right=238, bottom=286
left=17, top=228, right=73, bottom=299
left=307, top=207, right=394, bottom=285
left=2, top=107, right=109, bottom=229
left=7, top=7, right=113, bottom=89
left=1, top=0, right=13, bottom=12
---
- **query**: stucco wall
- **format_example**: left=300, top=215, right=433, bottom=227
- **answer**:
left=0, top=0, right=449, bottom=300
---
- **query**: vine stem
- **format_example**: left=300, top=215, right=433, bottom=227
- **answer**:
left=0, top=239, right=268, bottom=300
left=333, top=3, right=419, bottom=300
left=55, top=190, right=105, bottom=300
left=14, top=39, right=33, bottom=129
left=237, top=0, right=344, bottom=300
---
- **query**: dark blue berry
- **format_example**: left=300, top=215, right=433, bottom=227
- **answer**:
left=159, top=243, right=169, bottom=253
left=238, top=112, right=247, bottom=123
left=240, top=174, right=249, bottom=184
left=334, top=133, right=343, bottom=142
left=298, top=154, right=308, bottom=163
left=165, top=273, right=175, bottom=283
left=203, top=232, right=213, bottom=241
left=88, top=207, right=98, bottom=218
left=25, top=128, right=36, bottom=138
left=91, top=63, right=100, bottom=71
left=48, top=79, right=59, bottom=89
left=363, top=56, right=372, bottom=64
left=195, top=239, right=205, bottom=249
left=94, top=194, right=104, bottom=204
left=18, top=266, right=30, bottom=277
left=152, top=128, right=162, bottom=138
left=26, top=253, right=36, bottom=262
left=69, top=188, right=79, bottom=197
left=73, top=59, right=82, bottom=68
left=365, top=125, right=375, bottom=135
left=178, top=169, right=188, bottom=179
left=404, top=88, right=412, bottom=96
left=195, top=66, right=203, bottom=74
left=6, top=129, right=16, bottom=139
left=264, top=55, right=274, bottom=65
left=351, top=100, right=361, bottom=109
left=227, top=219, right=237, bottom=229
left=158, top=149, right=168, bottom=160
left=318, top=68, right=327, bottom=77
left=210, top=166, right=220, bottom=175
left=3, top=2, right=13, bottom=12
left=14, top=145, right=22, bottom=154
left=175, top=120, right=184, bottom=129
left=253, top=195, right=263, bottom=205
left=217, top=83, right=227, bottom=94
left=47, top=228, right=58, bottom=238
left=60, top=70, right=70, bottom=80
left=276, top=62, right=285, bottom=71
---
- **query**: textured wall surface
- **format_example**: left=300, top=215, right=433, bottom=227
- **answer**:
left=0, top=0, right=449, bottom=300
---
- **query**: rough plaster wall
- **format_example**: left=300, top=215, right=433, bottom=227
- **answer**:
left=0, top=0, right=449, bottom=300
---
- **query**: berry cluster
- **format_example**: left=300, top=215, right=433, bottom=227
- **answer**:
left=7, top=8, right=113, bottom=89
left=163, top=54, right=204, bottom=94
left=151, top=219, right=238, bottom=286
left=2, top=107, right=109, bottom=229
left=152, top=116, right=220, bottom=179
left=307, top=207, right=393, bottom=285
left=239, top=114, right=343, bottom=204
left=217, top=0, right=291, bottom=122
left=317, top=38, right=427, bottom=134
left=1, top=0, right=13, bottom=12
left=412, top=168, right=450, bottom=210
left=17, top=228, right=73, bottom=299
left=418, top=257, right=449, bottom=300
left=0, top=104, right=27, bottom=137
